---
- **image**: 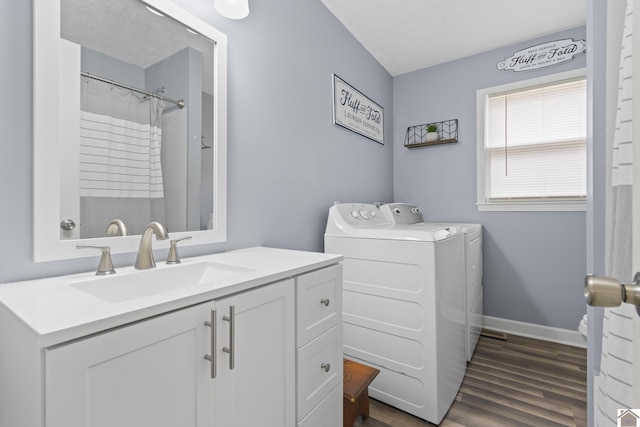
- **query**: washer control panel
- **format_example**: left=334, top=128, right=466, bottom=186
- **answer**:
left=380, top=203, right=423, bottom=225
left=332, top=203, right=389, bottom=227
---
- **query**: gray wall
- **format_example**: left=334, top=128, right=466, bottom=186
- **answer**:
left=82, top=48, right=145, bottom=88
left=201, top=92, right=214, bottom=230
left=0, top=0, right=394, bottom=283
left=147, top=47, right=204, bottom=231
left=0, top=0, right=598, bottom=335
left=393, top=27, right=588, bottom=331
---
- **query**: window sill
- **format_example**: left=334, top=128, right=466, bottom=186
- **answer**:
left=477, top=201, right=586, bottom=212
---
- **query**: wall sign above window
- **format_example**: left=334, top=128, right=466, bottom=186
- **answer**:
left=332, top=74, right=384, bottom=144
left=497, top=38, right=586, bottom=72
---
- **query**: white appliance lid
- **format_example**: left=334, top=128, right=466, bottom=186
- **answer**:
left=325, top=203, right=461, bottom=241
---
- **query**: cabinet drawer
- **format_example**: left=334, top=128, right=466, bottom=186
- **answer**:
left=296, top=264, right=342, bottom=346
left=296, top=324, right=343, bottom=421
left=296, top=383, right=342, bottom=427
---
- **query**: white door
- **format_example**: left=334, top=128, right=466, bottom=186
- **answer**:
left=214, top=279, right=296, bottom=427
left=633, top=0, right=640, bottom=405
left=597, top=0, right=640, bottom=416
left=589, top=1, right=640, bottom=424
left=45, top=302, right=216, bottom=427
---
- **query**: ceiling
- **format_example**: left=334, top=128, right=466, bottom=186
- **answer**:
left=61, top=0, right=215, bottom=94
left=320, top=0, right=587, bottom=76
left=61, top=0, right=587, bottom=88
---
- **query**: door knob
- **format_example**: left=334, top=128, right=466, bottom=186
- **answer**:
left=60, top=219, right=76, bottom=230
left=585, top=272, right=640, bottom=315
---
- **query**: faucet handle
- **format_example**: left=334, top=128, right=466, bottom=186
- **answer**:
left=76, top=245, right=116, bottom=275
left=166, top=236, right=192, bottom=264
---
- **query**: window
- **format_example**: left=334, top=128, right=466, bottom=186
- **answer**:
left=476, top=69, right=587, bottom=211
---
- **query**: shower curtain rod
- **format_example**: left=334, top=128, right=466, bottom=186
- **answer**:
left=80, top=71, right=185, bottom=109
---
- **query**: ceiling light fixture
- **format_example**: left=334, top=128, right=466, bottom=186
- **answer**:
left=214, top=0, right=249, bottom=19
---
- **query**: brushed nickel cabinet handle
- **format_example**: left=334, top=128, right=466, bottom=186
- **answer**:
left=204, top=309, right=217, bottom=379
left=222, top=305, right=235, bottom=370
left=321, top=363, right=331, bottom=373
left=320, top=298, right=330, bottom=307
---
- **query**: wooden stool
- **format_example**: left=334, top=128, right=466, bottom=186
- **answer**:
left=343, top=358, right=380, bottom=427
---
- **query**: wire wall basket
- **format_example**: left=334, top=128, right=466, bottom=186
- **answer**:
left=404, top=119, right=458, bottom=148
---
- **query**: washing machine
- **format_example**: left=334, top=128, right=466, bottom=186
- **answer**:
left=324, top=203, right=467, bottom=425
left=381, top=202, right=483, bottom=361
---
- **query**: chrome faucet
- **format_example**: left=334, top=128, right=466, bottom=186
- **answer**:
left=134, top=222, right=169, bottom=270
left=106, top=219, right=128, bottom=236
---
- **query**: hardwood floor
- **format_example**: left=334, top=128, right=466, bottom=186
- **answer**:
left=357, top=334, right=587, bottom=427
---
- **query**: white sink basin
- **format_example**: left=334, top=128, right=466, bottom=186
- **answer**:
left=71, top=261, right=256, bottom=303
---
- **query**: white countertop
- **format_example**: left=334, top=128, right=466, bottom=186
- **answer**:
left=0, top=247, right=342, bottom=348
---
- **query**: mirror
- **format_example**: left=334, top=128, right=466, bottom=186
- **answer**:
left=34, top=0, right=227, bottom=261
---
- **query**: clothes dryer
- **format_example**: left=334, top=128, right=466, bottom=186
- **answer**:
left=324, top=203, right=466, bottom=425
left=381, top=202, right=483, bottom=361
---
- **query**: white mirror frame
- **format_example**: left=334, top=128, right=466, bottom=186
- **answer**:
left=33, top=0, right=227, bottom=262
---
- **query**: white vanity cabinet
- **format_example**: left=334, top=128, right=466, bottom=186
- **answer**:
left=295, top=264, right=343, bottom=427
left=46, top=278, right=295, bottom=427
left=0, top=247, right=343, bottom=427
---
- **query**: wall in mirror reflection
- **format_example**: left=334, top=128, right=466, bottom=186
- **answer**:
left=59, top=36, right=214, bottom=240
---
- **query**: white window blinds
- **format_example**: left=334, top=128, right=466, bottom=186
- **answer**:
left=485, top=77, right=587, bottom=202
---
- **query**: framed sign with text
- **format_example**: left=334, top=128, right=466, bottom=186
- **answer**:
left=497, top=38, right=586, bottom=72
left=332, top=74, right=384, bottom=144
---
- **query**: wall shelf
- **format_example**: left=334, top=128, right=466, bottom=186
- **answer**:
left=404, top=119, right=458, bottom=148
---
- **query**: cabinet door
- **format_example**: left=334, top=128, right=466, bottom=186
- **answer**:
left=215, top=279, right=295, bottom=427
left=46, top=302, right=216, bottom=427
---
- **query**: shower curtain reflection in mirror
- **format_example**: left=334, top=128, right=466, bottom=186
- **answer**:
left=79, top=78, right=165, bottom=238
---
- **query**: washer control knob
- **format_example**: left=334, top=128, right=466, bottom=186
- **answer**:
left=411, top=207, right=420, bottom=214
left=393, top=207, right=401, bottom=215
left=351, top=210, right=359, bottom=219
left=359, top=210, right=370, bottom=220
left=370, top=210, right=377, bottom=218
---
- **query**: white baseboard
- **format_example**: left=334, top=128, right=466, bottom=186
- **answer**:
left=483, top=315, right=587, bottom=349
